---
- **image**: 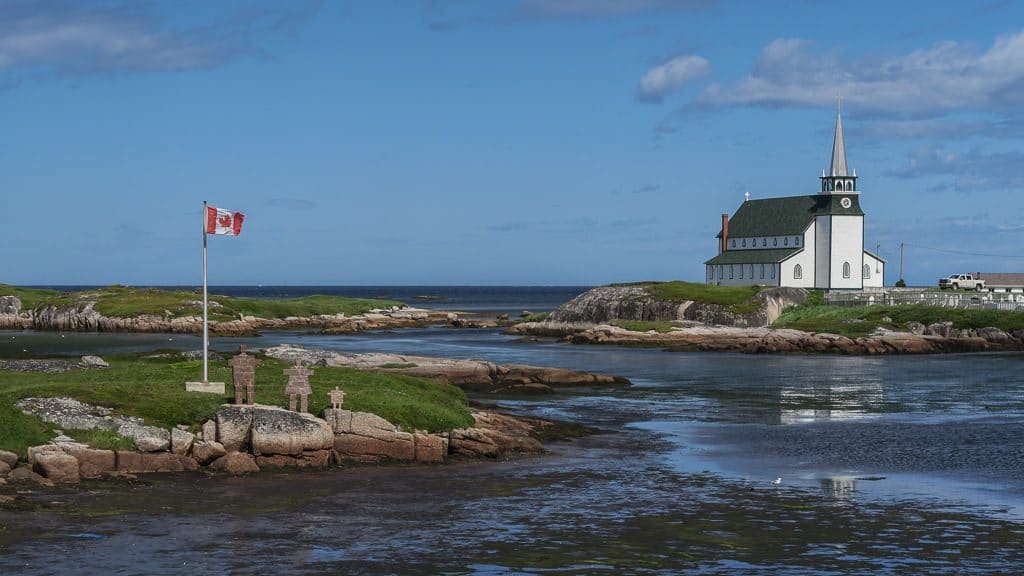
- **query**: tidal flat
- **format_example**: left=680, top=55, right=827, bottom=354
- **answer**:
left=2, top=321, right=1024, bottom=573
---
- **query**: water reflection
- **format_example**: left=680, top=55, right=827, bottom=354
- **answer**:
left=821, top=477, right=858, bottom=499
left=776, top=379, right=885, bottom=425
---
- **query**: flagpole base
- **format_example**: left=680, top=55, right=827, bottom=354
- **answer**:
left=186, top=381, right=225, bottom=394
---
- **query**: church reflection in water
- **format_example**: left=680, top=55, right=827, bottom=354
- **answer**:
left=762, top=372, right=887, bottom=425
left=820, top=476, right=858, bottom=499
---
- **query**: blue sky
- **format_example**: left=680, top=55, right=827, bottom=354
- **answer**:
left=2, top=0, right=1024, bottom=286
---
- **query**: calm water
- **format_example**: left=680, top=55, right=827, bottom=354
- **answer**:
left=2, top=287, right=1024, bottom=574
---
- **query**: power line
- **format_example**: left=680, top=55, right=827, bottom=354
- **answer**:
left=901, top=242, right=1024, bottom=260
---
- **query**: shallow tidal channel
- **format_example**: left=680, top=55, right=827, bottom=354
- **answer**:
left=2, top=327, right=1024, bottom=574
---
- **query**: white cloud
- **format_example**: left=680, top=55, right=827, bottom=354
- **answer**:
left=699, top=29, right=1024, bottom=115
left=636, top=54, right=710, bottom=103
left=888, top=145, right=1024, bottom=191
left=0, top=1, right=319, bottom=79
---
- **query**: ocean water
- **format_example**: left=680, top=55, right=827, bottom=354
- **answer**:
left=2, top=287, right=1024, bottom=574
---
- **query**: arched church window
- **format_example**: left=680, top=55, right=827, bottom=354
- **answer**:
left=773, top=238, right=778, bottom=246
left=784, top=237, right=789, bottom=246
left=762, top=238, right=767, bottom=247
left=795, top=236, right=800, bottom=246
left=749, top=264, right=754, bottom=278
left=843, top=262, right=851, bottom=279
left=742, top=239, right=746, bottom=248
left=770, top=265, right=776, bottom=279
left=731, top=239, right=736, bottom=248
left=794, top=264, right=802, bottom=279
left=863, top=264, right=871, bottom=279
left=760, top=264, right=765, bottom=279
left=730, top=265, right=734, bottom=279
left=739, top=265, right=744, bottom=279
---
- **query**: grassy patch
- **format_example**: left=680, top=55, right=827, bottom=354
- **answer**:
left=610, top=320, right=677, bottom=333
left=0, top=284, right=402, bottom=321
left=773, top=302, right=1024, bottom=338
left=522, top=311, right=550, bottom=322
left=613, top=281, right=765, bottom=314
left=0, top=354, right=473, bottom=455
left=0, top=285, right=73, bottom=309
left=641, top=281, right=763, bottom=306
left=63, top=428, right=135, bottom=451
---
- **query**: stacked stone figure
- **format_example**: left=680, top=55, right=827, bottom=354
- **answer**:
left=284, top=360, right=314, bottom=413
left=228, top=346, right=258, bottom=405
left=329, top=386, right=345, bottom=410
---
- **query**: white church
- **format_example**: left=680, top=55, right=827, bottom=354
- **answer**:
left=705, top=109, right=885, bottom=289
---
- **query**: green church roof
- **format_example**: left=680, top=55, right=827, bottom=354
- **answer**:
left=717, top=194, right=864, bottom=238
left=704, top=248, right=802, bottom=265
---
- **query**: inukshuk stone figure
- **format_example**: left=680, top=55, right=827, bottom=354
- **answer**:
left=228, top=345, right=258, bottom=405
left=283, top=360, right=314, bottom=413
left=329, top=386, right=345, bottom=410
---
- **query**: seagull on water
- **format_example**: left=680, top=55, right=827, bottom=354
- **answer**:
left=772, top=478, right=782, bottom=485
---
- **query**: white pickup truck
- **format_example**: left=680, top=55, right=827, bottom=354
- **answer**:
left=938, top=274, right=986, bottom=291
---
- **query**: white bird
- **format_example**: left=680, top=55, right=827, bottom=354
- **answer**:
left=772, top=478, right=782, bottom=485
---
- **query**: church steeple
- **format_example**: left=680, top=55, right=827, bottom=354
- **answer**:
left=820, top=99, right=857, bottom=194
left=830, top=102, right=847, bottom=176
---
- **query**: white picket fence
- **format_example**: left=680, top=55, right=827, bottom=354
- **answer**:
left=824, top=289, right=1024, bottom=311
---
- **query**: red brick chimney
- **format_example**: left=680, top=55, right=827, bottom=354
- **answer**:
left=720, top=213, right=729, bottom=253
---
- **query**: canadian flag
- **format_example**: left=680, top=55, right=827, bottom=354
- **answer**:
left=205, top=206, right=245, bottom=236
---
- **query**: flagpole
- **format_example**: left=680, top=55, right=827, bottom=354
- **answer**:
left=202, top=200, right=209, bottom=383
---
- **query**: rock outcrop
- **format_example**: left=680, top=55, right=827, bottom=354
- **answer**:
left=209, top=452, right=260, bottom=474
left=0, top=299, right=457, bottom=335
left=544, top=284, right=807, bottom=328
left=507, top=323, right=1024, bottom=355
left=263, top=344, right=629, bottom=393
left=0, top=295, right=20, bottom=315
left=9, top=398, right=556, bottom=484
left=15, top=397, right=171, bottom=452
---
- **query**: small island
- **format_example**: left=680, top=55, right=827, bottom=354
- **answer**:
left=508, top=281, right=1024, bottom=354
left=0, top=284, right=453, bottom=334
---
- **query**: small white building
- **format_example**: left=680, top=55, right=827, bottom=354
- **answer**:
left=705, top=110, right=885, bottom=289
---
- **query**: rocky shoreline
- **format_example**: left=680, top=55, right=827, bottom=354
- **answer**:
left=263, top=344, right=629, bottom=393
left=0, top=399, right=555, bottom=487
left=509, top=283, right=1024, bottom=355
left=507, top=321, right=1024, bottom=354
left=0, top=298, right=469, bottom=335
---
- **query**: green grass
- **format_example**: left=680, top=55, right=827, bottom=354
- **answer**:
left=611, top=281, right=765, bottom=315
left=0, top=284, right=402, bottom=321
left=522, top=311, right=550, bottom=323
left=63, top=428, right=136, bottom=451
left=642, top=281, right=763, bottom=305
left=773, top=301, right=1024, bottom=338
left=0, top=285, right=74, bottom=309
left=0, top=355, right=473, bottom=456
left=610, top=320, right=677, bottom=333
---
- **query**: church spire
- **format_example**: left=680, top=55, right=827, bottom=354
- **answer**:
left=819, top=98, right=857, bottom=195
left=829, top=98, right=848, bottom=177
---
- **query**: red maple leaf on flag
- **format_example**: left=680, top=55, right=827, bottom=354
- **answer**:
left=218, top=214, right=232, bottom=228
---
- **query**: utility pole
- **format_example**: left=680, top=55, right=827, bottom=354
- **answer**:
left=899, top=242, right=904, bottom=285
